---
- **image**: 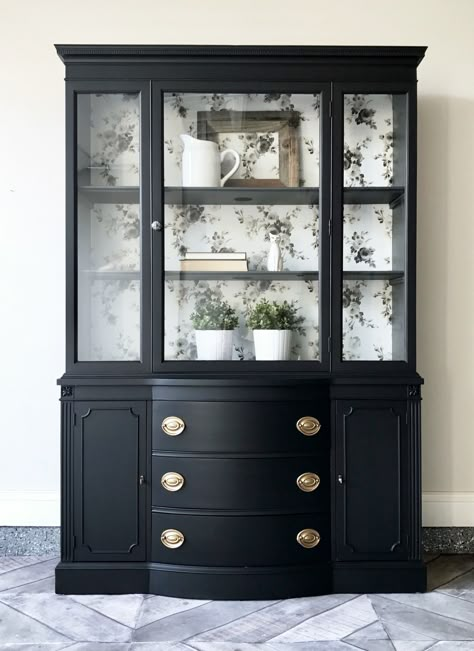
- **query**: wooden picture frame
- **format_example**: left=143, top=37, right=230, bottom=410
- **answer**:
left=197, top=110, right=300, bottom=187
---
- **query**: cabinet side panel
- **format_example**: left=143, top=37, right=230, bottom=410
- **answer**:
left=74, top=404, right=144, bottom=560
left=338, top=401, right=407, bottom=559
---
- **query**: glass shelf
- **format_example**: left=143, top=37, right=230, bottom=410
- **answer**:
left=165, top=270, right=319, bottom=281
left=78, top=186, right=140, bottom=203
left=81, top=270, right=141, bottom=280
left=343, top=187, right=404, bottom=207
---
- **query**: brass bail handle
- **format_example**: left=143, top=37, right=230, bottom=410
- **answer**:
left=160, top=529, right=185, bottom=549
left=297, top=528, right=321, bottom=549
left=161, top=472, right=185, bottom=492
left=296, top=472, right=320, bottom=492
left=162, top=416, right=186, bottom=436
left=296, top=416, right=321, bottom=436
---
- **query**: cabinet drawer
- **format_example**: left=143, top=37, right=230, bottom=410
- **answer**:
left=152, top=455, right=329, bottom=511
left=151, top=512, right=329, bottom=566
left=153, top=401, right=329, bottom=453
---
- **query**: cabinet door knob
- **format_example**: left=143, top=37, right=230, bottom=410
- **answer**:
left=160, top=529, right=185, bottom=549
left=139, top=475, right=145, bottom=486
left=296, top=472, right=320, bottom=492
left=297, top=528, right=321, bottom=549
left=337, top=474, right=344, bottom=484
left=162, top=416, right=186, bottom=436
left=296, top=416, right=321, bottom=436
left=161, top=472, right=185, bottom=492
left=151, top=220, right=162, bottom=231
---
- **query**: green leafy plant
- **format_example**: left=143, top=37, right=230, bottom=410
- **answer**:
left=191, top=299, right=239, bottom=330
left=246, top=299, right=303, bottom=331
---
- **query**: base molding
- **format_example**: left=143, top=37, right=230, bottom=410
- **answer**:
left=333, top=561, right=426, bottom=593
left=55, top=561, right=425, bottom=599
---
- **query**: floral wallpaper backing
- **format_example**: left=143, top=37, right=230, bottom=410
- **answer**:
left=77, top=93, right=141, bottom=361
left=76, top=92, right=402, bottom=362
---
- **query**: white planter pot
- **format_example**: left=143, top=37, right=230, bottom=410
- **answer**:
left=195, top=330, right=234, bottom=360
left=252, top=329, right=292, bottom=361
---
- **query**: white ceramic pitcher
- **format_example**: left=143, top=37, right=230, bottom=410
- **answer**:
left=180, top=134, right=240, bottom=187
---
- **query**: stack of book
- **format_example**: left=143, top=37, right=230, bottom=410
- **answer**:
left=180, top=252, right=248, bottom=272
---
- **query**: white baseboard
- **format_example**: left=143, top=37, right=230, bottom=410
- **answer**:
left=422, top=492, right=474, bottom=527
left=0, top=491, right=60, bottom=526
left=0, top=490, right=472, bottom=528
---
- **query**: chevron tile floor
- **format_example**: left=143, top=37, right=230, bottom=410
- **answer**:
left=0, top=555, right=473, bottom=650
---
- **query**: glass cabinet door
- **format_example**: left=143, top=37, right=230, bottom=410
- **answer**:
left=161, top=91, right=325, bottom=364
left=76, top=91, right=142, bottom=362
left=340, top=92, right=408, bottom=363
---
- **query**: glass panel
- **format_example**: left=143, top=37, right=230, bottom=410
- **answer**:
left=163, top=92, right=321, bottom=361
left=76, top=93, right=141, bottom=361
left=342, top=93, right=407, bottom=361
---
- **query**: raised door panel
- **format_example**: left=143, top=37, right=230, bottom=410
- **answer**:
left=73, top=402, right=147, bottom=561
left=335, top=400, right=408, bottom=560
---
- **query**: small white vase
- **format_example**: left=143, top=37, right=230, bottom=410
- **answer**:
left=253, top=330, right=292, bottom=361
left=195, top=330, right=234, bottom=360
left=267, top=230, right=283, bottom=271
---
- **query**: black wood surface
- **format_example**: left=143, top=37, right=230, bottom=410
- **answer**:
left=153, top=400, right=329, bottom=453
left=73, top=402, right=147, bottom=562
left=334, top=400, right=409, bottom=561
left=151, top=512, right=330, bottom=566
left=152, top=455, right=329, bottom=512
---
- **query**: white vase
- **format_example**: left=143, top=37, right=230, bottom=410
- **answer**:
left=195, top=330, right=234, bottom=360
left=253, top=330, right=292, bottom=361
left=267, top=230, right=283, bottom=271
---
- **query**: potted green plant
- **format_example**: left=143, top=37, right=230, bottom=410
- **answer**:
left=190, top=299, right=239, bottom=360
left=246, top=299, right=303, bottom=360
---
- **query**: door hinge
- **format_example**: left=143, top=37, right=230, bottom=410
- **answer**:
left=329, top=100, right=333, bottom=118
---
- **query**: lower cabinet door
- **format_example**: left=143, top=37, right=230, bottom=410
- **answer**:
left=335, top=400, right=409, bottom=561
left=151, top=512, right=330, bottom=566
left=73, top=402, right=147, bottom=562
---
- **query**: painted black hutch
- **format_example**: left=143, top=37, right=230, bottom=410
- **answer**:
left=55, top=45, right=427, bottom=598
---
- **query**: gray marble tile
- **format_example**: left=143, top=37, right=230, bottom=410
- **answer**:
left=382, top=621, right=434, bottom=642
left=133, top=599, right=277, bottom=642
left=0, top=594, right=132, bottom=643
left=135, top=595, right=210, bottom=629
left=370, top=594, right=474, bottom=641
left=187, top=594, right=356, bottom=644
left=436, top=568, right=474, bottom=601
left=381, top=591, right=474, bottom=625
left=186, top=643, right=358, bottom=651
left=428, top=644, right=474, bottom=649
left=343, top=643, right=395, bottom=651
left=62, top=645, right=130, bottom=651
left=70, top=594, right=144, bottom=628
left=0, top=601, right=70, bottom=645
left=0, top=556, right=58, bottom=574
left=0, top=559, right=57, bottom=592
left=391, top=643, right=434, bottom=651
left=427, top=554, right=474, bottom=591
left=2, top=577, right=56, bottom=595
left=270, top=595, right=378, bottom=643
left=343, top=620, right=390, bottom=642
left=0, top=646, right=72, bottom=651
left=422, top=553, right=440, bottom=564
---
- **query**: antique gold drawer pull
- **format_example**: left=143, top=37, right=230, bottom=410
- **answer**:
left=297, top=528, right=321, bottom=549
left=296, top=416, right=321, bottom=436
left=161, top=472, right=185, bottom=492
left=162, top=416, right=185, bottom=436
left=296, top=472, right=320, bottom=492
left=160, top=529, right=185, bottom=549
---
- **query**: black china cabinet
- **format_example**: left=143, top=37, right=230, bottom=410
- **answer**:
left=56, top=45, right=427, bottom=598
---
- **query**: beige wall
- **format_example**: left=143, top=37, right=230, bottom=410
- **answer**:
left=0, top=0, right=473, bottom=525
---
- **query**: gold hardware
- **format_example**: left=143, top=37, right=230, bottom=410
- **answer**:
left=296, top=472, right=320, bottom=492
left=296, top=416, right=321, bottom=436
left=161, top=472, right=185, bottom=492
left=297, top=528, right=321, bottom=549
left=160, top=529, right=185, bottom=549
left=162, top=416, right=185, bottom=436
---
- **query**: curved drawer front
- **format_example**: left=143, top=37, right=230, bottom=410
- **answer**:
left=152, top=455, right=329, bottom=511
left=151, top=512, right=330, bottom=566
left=153, top=401, right=329, bottom=453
